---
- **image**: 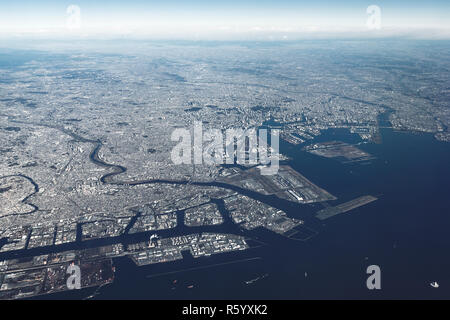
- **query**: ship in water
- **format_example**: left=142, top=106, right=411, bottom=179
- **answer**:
left=245, top=274, right=269, bottom=285
left=430, top=282, right=439, bottom=288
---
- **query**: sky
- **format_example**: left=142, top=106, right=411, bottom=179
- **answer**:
left=0, top=0, right=449, bottom=40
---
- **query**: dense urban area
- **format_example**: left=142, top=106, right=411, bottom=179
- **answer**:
left=0, top=40, right=449, bottom=298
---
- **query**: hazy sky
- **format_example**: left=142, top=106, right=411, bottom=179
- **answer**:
left=0, top=0, right=449, bottom=39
